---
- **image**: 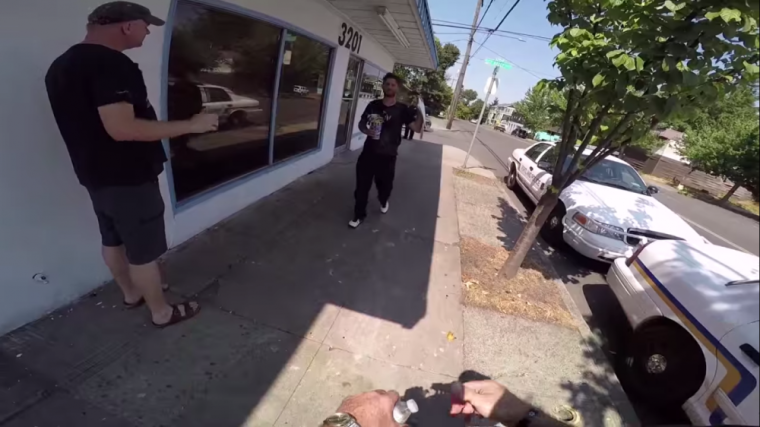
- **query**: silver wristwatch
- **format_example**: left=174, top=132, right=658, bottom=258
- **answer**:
left=321, top=412, right=361, bottom=427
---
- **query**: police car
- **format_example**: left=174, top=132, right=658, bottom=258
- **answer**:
left=607, top=239, right=759, bottom=425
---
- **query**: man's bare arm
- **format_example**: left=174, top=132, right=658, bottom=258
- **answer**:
left=408, top=112, right=424, bottom=133
left=98, top=102, right=217, bottom=142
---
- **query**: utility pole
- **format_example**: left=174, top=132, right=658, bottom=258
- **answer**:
left=445, top=0, right=482, bottom=130
left=463, top=66, right=498, bottom=168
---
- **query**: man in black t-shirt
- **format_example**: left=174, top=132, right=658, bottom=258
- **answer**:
left=45, top=1, right=218, bottom=328
left=349, top=73, right=423, bottom=228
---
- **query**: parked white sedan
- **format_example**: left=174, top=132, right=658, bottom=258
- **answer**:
left=506, top=142, right=706, bottom=261
left=608, top=239, right=759, bottom=425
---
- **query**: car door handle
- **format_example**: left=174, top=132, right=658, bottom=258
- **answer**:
left=740, top=344, right=760, bottom=365
left=226, top=104, right=233, bottom=107
left=529, top=166, right=534, bottom=171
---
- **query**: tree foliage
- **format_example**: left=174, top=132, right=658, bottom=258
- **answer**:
left=461, top=89, right=479, bottom=105
left=394, top=39, right=461, bottom=115
left=513, top=84, right=566, bottom=132
left=500, top=0, right=760, bottom=279
left=679, top=86, right=760, bottom=201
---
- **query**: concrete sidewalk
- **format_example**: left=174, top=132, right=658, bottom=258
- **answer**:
left=1, top=131, right=635, bottom=427
left=0, top=140, right=466, bottom=427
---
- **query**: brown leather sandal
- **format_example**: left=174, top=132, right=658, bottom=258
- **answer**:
left=152, top=302, right=201, bottom=328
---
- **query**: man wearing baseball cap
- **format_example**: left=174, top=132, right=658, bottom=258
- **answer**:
left=45, top=2, right=218, bottom=328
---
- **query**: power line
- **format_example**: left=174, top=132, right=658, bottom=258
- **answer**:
left=476, top=0, right=496, bottom=28
left=472, top=0, right=523, bottom=58
left=472, top=40, right=558, bottom=79
left=432, top=20, right=551, bottom=42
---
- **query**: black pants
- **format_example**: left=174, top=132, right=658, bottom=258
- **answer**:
left=354, top=152, right=397, bottom=219
left=404, top=126, right=415, bottom=140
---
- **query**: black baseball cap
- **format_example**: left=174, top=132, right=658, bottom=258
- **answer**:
left=88, top=1, right=165, bottom=26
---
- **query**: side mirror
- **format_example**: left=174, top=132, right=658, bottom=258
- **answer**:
left=647, top=185, right=660, bottom=195
left=537, top=161, right=553, bottom=171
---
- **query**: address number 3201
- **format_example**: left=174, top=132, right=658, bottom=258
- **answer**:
left=338, top=23, right=363, bottom=54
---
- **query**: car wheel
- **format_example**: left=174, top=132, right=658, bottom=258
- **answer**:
left=229, top=111, right=248, bottom=127
left=540, top=204, right=565, bottom=246
left=505, top=167, right=519, bottom=190
left=621, top=321, right=706, bottom=407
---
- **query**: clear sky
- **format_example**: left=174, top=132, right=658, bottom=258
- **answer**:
left=430, top=0, right=560, bottom=104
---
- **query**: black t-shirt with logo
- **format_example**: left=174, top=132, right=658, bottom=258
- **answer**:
left=360, top=100, right=416, bottom=156
left=45, top=44, right=167, bottom=189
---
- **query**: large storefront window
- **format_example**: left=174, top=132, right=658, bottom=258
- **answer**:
left=167, top=0, right=332, bottom=202
left=273, top=32, right=331, bottom=162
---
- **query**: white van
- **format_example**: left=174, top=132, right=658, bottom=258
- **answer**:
left=608, top=240, right=759, bottom=425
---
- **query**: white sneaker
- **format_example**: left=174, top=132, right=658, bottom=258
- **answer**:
left=380, top=202, right=390, bottom=214
left=348, top=218, right=363, bottom=228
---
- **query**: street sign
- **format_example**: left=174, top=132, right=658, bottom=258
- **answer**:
left=485, top=58, right=513, bottom=70
left=484, top=77, right=499, bottom=97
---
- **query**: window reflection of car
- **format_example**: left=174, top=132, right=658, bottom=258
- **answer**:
left=198, top=84, right=263, bottom=128
left=293, top=85, right=310, bottom=96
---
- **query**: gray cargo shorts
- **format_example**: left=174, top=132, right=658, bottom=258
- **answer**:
left=87, top=181, right=167, bottom=265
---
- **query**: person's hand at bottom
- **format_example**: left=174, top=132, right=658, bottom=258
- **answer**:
left=336, top=390, right=402, bottom=427
left=450, top=380, right=533, bottom=424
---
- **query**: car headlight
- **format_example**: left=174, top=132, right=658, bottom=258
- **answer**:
left=572, top=212, right=626, bottom=241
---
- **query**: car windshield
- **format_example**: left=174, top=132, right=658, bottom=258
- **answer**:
left=549, top=154, right=648, bottom=195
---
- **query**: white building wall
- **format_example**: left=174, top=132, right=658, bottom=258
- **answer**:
left=0, top=0, right=395, bottom=335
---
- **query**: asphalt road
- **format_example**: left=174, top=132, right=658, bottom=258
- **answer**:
left=426, top=118, right=759, bottom=424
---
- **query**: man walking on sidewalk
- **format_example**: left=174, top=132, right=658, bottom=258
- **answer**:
left=45, top=1, right=218, bottom=327
left=349, top=73, right=423, bottom=228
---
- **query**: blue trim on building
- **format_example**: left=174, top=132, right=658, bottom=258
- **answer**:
left=160, top=0, right=180, bottom=211
left=415, top=0, right=438, bottom=68
left=270, top=29, right=287, bottom=165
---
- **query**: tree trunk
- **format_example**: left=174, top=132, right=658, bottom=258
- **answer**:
left=719, top=182, right=741, bottom=206
left=499, top=191, right=561, bottom=280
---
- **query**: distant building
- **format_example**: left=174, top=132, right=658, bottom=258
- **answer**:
left=653, top=128, right=688, bottom=163
left=486, top=103, right=515, bottom=125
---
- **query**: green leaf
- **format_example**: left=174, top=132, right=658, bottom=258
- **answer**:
left=676, top=61, right=687, bottom=71
left=606, top=49, right=625, bottom=59
left=569, top=28, right=586, bottom=38
left=624, top=56, right=637, bottom=71
left=663, top=1, right=685, bottom=12
left=705, top=11, right=721, bottom=21
left=662, top=57, right=672, bottom=72
left=742, top=16, right=757, bottom=33
left=682, top=71, right=699, bottom=86
left=612, top=53, right=630, bottom=68
left=656, top=37, right=669, bottom=43
left=719, top=8, right=742, bottom=24
left=635, top=56, right=645, bottom=71
left=744, top=61, right=760, bottom=75
left=592, top=73, right=605, bottom=87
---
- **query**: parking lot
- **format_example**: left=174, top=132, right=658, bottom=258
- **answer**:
left=425, top=118, right=760, bottom=424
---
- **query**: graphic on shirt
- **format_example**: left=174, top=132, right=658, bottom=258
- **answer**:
left=367, top=113, right=384, bottom=139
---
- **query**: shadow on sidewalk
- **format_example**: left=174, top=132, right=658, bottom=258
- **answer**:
left=0, top=141, right=447, bottom=426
